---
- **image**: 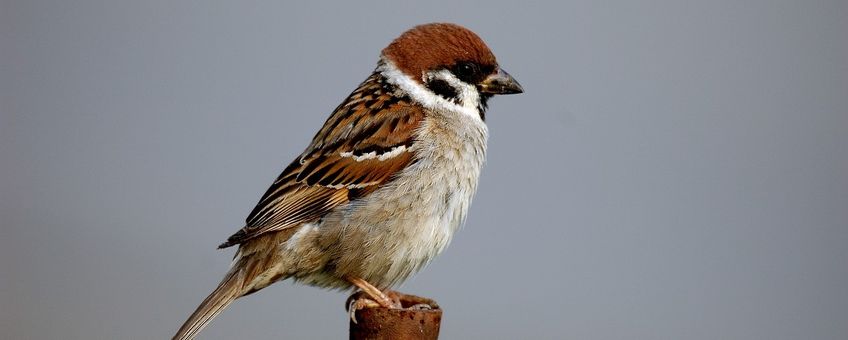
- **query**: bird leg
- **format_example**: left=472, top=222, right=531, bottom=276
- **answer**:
left=345, top=276, right=399, bottom=308
left=345, top=276, right=402, bottom=322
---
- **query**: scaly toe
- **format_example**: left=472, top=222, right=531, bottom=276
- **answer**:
left=347, top=297, right=381, bottom=323
left=408, top=303, right=433, bottom=310
left=383, top=290, right=404, bottom=309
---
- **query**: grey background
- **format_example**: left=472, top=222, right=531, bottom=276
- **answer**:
left=2, top=1, right=847, bottom=339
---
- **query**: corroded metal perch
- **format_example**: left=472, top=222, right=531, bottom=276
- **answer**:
left=349, top=293, right=442, bottom=340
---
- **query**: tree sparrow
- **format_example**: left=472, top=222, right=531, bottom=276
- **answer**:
left=173, top=23, right=523, bottom=340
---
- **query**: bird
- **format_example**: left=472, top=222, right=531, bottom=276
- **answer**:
left=173, top=22, right=523, bottom=340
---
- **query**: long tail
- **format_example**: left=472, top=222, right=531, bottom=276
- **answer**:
left=172, top=266, right=246, bottom=340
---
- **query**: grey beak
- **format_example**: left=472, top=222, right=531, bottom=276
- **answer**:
left=479, top=68, right=524, bottom=95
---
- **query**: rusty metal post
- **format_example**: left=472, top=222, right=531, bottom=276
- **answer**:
left=349, top=293, right=442, bottom=340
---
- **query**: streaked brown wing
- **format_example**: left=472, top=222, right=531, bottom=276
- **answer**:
left=219, top=74, right=424, bottom=248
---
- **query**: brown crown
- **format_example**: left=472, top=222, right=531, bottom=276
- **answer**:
left=382, top=23, right=497, bottom=82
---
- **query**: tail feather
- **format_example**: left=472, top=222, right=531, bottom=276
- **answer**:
left=173, top=268, right=245, bottom=340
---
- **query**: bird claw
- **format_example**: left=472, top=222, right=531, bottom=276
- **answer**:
left=346, top=296, right=381, bottom=323
left=408, top=303, right=432, bottom=310
left=383, top=290, right=404, bottom=309
left=345, top=290, right=408, bottom=323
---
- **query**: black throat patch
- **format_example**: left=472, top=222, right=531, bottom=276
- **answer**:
left=478, top=94, right=491, bottom=121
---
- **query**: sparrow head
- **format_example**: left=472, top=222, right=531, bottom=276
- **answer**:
left=380, top=23, right=523, bottom=118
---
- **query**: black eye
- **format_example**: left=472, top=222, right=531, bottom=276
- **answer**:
left=453, top=61, right=480, bottom=82
left=457, top=62, right=476, bottom=76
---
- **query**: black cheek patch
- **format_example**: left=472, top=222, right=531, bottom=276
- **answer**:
left=426, top=79, right=459, bottom=102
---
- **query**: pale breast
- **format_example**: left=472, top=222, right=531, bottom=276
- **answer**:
left=281, top=112, right=488, bottom=290
left=329, top=113, right=488, bottom=288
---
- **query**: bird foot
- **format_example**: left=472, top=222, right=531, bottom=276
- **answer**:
left=345, top=290, right=404, bottom=323
left=383, top=290, right=404, bottom=309
left=346, top=294, right=381, bottom=323
left=408, top=303, right=433, bottom=310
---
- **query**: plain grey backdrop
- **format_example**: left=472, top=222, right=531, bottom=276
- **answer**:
left=2, top=1, right=847, bottom=339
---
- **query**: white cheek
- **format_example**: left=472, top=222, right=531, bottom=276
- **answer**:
left=378, top=58, right=482, bottom=120
left=425, top=69, right=481, bottom=117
